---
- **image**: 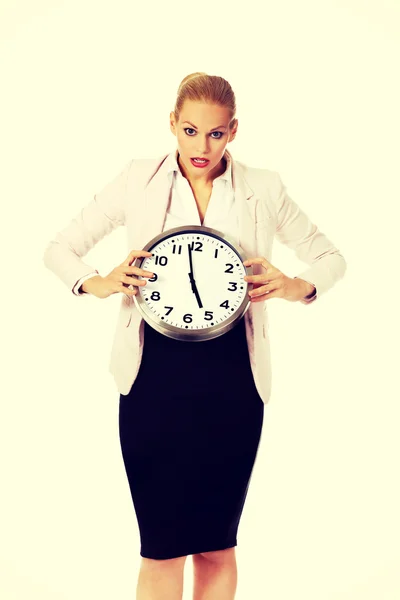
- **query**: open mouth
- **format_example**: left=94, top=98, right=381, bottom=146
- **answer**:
left=190, top=157, right=210, bottom=167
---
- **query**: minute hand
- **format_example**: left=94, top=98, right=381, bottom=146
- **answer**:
left=187, top=244, right=203, bottom=309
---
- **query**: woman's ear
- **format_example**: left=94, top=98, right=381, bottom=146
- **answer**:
left=169, top=111, right=177, bottom=134
left=229, top=119, right=238, bottom=142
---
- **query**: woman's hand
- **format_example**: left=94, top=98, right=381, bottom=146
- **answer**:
left=82, top=250, right=154, bottom=299
left=243, top=257, right=310, bottom=303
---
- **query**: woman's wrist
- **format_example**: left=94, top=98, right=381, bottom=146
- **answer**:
left=294, top=277, right=316, bottom=300
left=81, top=275, right=102, bottom=295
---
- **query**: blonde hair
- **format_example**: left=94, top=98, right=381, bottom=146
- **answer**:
left=174, top=72, right=237, bottom=130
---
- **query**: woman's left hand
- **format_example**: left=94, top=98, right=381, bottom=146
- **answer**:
left=243, top=256, right=307, bottom=303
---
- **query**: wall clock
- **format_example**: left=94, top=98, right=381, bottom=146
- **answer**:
left=132, top=225, right=253, bottom=341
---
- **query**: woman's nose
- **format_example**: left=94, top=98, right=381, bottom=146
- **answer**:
left=197, top=138, right=210, bottom=155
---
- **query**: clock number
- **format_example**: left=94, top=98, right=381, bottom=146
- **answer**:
left=148, top=273, right=158, bottom=282
left=154, top=255, right=168, bottom=266
left=189, top=241, right=203, bottom=252
left=204, top=311, right=213, bottom=321
left=183, top=313, right=193, bottom=323
left=164, top=306, right=173, bottom=316
left=225, top=263, right=234, bottom=273
left=214, top=249, right=219, bottom=258
left=150, top=291, right=161, bottom=301
left=220, top=300, right=230, bottom=309
left=227, top=282, right=237, bottom=291
left=172, top=244, right=182, bottom=254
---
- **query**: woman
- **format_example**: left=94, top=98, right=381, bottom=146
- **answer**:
left=43, top=72, right=346, bottom=600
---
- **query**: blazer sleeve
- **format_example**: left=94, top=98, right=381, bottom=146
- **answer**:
left=272, top=171, right=347, bottom=302
left=72, top=271, right=101, bottom=296
left=43, top=158, right=134, bottom=295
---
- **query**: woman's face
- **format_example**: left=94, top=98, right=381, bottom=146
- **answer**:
left=170, top=100, right=237, bottom=184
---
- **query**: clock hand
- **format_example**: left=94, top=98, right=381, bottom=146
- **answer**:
left=187, top=243, right=196, bottom=294
left=187, top=243, right=203, bottom=309
left=188, top=243, right=194, bottom=276
left=193, top=283, right=203, bottom=309
left=188, top=244, right=195, bottom=291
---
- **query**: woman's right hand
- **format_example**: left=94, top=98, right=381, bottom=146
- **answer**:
left=82, top=250, right=155, bottom=299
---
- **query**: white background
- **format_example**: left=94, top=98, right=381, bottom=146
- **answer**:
left=1, top=1, right=399, bottom=598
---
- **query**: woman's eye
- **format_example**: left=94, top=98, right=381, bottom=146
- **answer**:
left=184, top=128, right=223, bottom=139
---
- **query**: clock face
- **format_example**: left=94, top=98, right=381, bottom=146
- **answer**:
left=133, top=225, right=252, bottom=341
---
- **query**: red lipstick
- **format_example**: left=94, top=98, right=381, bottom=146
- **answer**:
left=190, top=157, right=210, bottom=168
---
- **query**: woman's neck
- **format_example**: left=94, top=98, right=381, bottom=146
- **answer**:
left=177, top=153, right=227, bottom=188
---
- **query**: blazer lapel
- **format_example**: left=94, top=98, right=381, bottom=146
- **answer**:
left=132, top=155, right=172, bottom=252
left=232, top=158, right=258, bottom=259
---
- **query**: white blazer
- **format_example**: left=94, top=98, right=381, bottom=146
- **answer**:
left=43, top=149, right=346, bottom=403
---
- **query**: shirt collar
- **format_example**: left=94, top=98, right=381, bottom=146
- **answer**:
left=166, top=148, right=233, bottom=189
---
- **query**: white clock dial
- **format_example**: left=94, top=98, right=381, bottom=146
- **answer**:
left=133, top=226, right=252, bottom=341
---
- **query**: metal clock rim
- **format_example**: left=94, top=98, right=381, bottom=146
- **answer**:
left=132, top=225, right=253, bottom=342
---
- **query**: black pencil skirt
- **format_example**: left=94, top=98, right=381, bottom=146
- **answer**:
left=118, top=316, right=264, bottom=560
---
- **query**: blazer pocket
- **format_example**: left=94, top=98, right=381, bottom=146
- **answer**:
left=255, top=217, right=273, bottom=241
left=255, top=215, right=272, bottom=225
left=256, top=217, right=272, bottom=229
left=256, top=217, right=274, bottom=258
